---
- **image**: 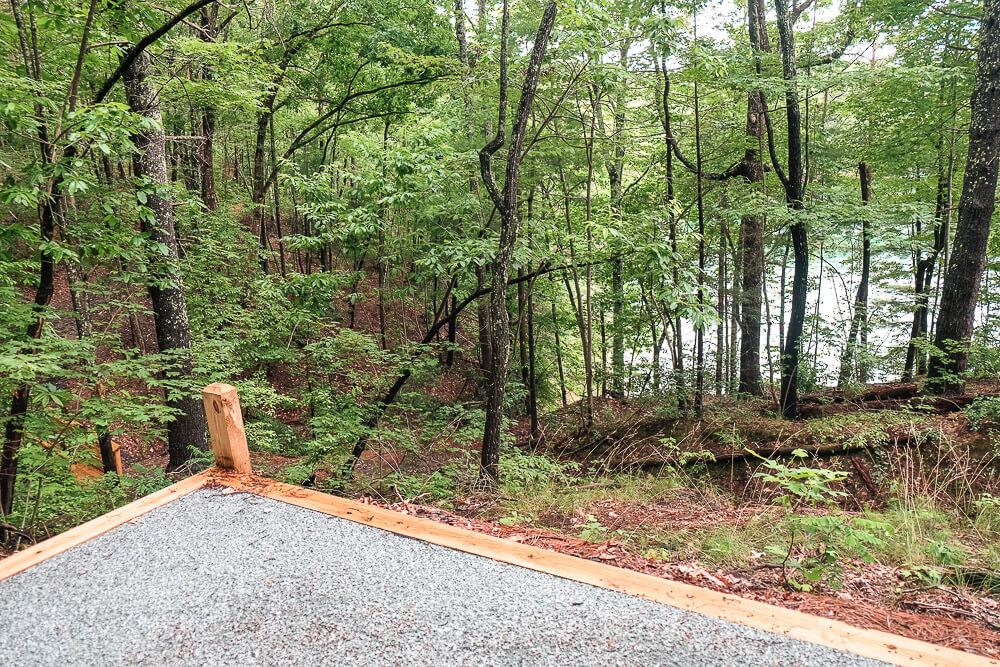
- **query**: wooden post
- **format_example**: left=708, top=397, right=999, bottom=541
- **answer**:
left=202, top=383, right=253, bottom=474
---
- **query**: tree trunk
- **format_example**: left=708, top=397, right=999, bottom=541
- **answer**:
left=476, top=265, right=493, bottom=376
left=738, top=0, right=770, bottom=396
left=478, top=0, right=557, bottom=487
left=525, top=272, right=540, bottom=448
left=252, top=109, right=271, bottom=273
left=693, top=65, right=706, bottom=417
left=2, top=0, right=61, bottom=517
left=928, top=0, right=1000, bottom=393
left=195, top=7, right=218, bottom=211
left=1, top=181, right=56, bottom=517
left=606, top=44, right=629, bottom=399
left=905, top=80, right=957, bottom=380
left=838, top=162, right=872, bottom=387
left=551, top=296, right=568, bottom=406
left=656, top=49, right=686, bottom=403
left=270, top=114, right=287, bottom=275
left=774, top=0, right=809, bottom=419
left=716, top=200, right=727, bottom=395
left=123, top=51, right=207, bottom=471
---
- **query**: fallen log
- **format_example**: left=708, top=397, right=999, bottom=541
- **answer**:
left=800, top=383, right=920, bottom=405
left=635, top=427, right=927, bottom=469
left=798, top=393, right=991, bottom=419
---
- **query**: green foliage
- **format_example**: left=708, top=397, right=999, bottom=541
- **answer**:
left=965, top=397, right=1000, bottom=432
left=500, top=449, right=579, bottom=495
left=385, top=468, right=459, bottom=502
left=0, top=0, right=996, bottom=582
left=6, top=442, right=172, bottom=539
left=973, top=494, right=1000, bottom=535
left=753, top=450, right=890, bottom=591
left=579, top=514, right=613, bottom=542
left=753, top=450, right=848, bottom=508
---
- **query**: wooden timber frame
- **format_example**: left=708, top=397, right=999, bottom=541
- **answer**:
left=0, top=384, right=994, bottom=667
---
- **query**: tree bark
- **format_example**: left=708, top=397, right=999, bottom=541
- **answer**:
left=738, top=0, right=770, bottom=396
left=123, top=51, right=208, bottom=471
left=693, top=59, right=706, bottom=417
left=605, top=43, right=629, bottom=399
left=1, top=0, right=62, bottom=517
left=905, top=80, right=956, bottom=380
left=478, top=0, right=557, bottom=487
left=773, top=0, right=809, bottom=418
left=838, top=162, right=872, bottom=387
left=928, top=0, right=1000, bottom=393
left=656, top=47, right=686, bottom=404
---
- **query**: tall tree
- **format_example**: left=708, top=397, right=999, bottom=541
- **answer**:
left=770, top=0, right=809, bottom=418
left=1, top=0, right=63, bottom=516
left=2, top=0, right=214, bottom=511
left=903, top=83, right=956, bottom=381
left=123, top=50, right=208, bottom=470
left=928, top=0, right=1000, bottom=393
left=738, top=0, right=769, bottom=396
left=478, top=0, right=558, bottom=487
left=198, top=4, right=220, bottom=211
left=838, top=162, right=872, bottom=387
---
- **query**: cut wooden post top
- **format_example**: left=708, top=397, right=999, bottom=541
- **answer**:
left=203, top=383, right=253, bottom=475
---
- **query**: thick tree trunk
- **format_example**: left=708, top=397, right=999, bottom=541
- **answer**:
left=738, top=0, right=770, bottom=396
left=928, top=0, right=1000, bottom=393
left=123, top=51, right=207, bottom=471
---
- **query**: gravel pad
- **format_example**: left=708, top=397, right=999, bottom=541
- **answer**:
left=0, top=488, right=888, bottom=666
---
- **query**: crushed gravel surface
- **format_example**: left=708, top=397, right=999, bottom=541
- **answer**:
left=0, top=488, right=888, bottom=666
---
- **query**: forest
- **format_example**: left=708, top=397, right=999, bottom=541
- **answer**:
left=1, top=0, right=999, bottom=656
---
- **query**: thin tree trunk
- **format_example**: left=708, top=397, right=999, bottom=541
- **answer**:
left=269, top=114, right=286, bottom=275
left=773, top=0, right=809, bottom=419
left=526, top=273, right=540, bottom=448
left=604, top=43, right=629, bottom=398
left=839, top=162, right=872, bottom=387
left=716, top=200, right=727, bottom=395
left=905, top=81, right=957, bottom=380
left=551, top=298, right=568, bottom=407
left=478, top=0, right=557, bottom=487
left=693, top=32, right=706, bottom=417
left=198, top=6, right=218, bottom=210
left=2, top=0, right=65, bottom=517
left=656, top=46, right=686, bottom=402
